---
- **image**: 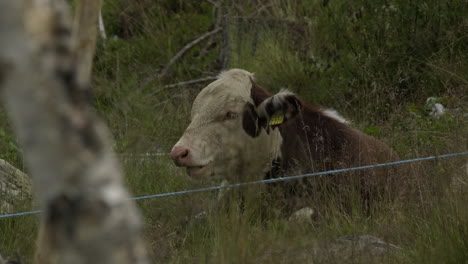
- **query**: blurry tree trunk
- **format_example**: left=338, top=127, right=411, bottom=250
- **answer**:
left=0, top=1, right=148, bottom=263
left=72, top=0, right=101, bottom=89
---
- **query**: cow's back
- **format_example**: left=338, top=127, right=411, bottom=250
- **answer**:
left=276, top=105, right=406, bottom=213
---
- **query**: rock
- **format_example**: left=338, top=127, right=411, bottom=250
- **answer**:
left=0, top=254, right=22, bottom=264
left=193, top=210, right=208, bottom=220
left=0, top=159, right=32, bottom=213
left=426, top=97, right=446, bottom=119
left=320, top=234, right=401, bottom=261
left=258, top=234, right=401, bottom=263
left=288, top=207, right=316, bottom=223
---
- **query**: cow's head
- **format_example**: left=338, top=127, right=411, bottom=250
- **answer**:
left=170, top=69, right=302, bottom=181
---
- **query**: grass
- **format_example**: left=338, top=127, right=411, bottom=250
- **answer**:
left=1, top=0, right=467, bottom=263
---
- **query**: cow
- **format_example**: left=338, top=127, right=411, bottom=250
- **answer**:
left=170, top=68, right=405, bottom=215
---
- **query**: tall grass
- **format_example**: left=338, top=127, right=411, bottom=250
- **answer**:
left=0, top=0, right=467, bottom=263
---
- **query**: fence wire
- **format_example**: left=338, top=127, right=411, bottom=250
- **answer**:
left=1, top=151, right=467, bottom=219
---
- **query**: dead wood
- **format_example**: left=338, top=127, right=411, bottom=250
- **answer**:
left=156, top=76, right=217, bottom=92
left=157, top=27, right=222, bottom=79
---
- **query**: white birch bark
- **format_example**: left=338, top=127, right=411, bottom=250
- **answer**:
left=99, top=11, right=107, bottom=40
left=0, top=1, right=148, bottom=263
left=72, top=0, right=101, bottom=89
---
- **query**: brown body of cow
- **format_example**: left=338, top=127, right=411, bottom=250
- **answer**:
left=171, top=69, right=405, bottom=214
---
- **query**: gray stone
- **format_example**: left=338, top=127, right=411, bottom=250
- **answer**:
left=288, top=207, right=316, bottom=223
left=320, top=234, right=401, bottom=261
left=0, top=159, right=32, bottom=213
left=258, top=234, right=401, bottom=263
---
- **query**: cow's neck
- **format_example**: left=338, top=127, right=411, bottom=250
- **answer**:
left=236, top=128, right=282, bottom=182
left=279, top=106, right=350, bottom=173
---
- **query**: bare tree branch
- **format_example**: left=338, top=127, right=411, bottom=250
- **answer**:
left=206, top=0, right=221, bottom=8
left=0, top=1, right=148, bottom=263
left=200, top=0, right=224, bottom=57
left=219, top=0, right=231, bottom=69
left=159, top=76, right=217, bottom=90
left=157, top=27, right=222, bottom=79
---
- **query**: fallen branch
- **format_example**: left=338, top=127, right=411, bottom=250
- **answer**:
left=157, top=76, right=216, bottom=91
left=150, top=76, right=216, bottom=97
left=157, top=27, right=222, bottom=79
left=231, top=15, right=312, bottom=25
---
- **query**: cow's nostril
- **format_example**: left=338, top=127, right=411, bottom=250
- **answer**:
left=170, top=146, right=191, bottom=166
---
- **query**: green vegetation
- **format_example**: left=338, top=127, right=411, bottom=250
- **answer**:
left=1, top=0, right=467, bottom=262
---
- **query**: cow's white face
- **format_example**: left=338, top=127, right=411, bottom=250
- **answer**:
left=171, top=69, right=301, bottom=182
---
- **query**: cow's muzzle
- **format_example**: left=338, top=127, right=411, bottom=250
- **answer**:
left=170, top=146, right=191, bottom=167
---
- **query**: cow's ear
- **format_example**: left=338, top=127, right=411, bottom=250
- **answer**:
left=256, top=90, right=302, bottom=129
left=242, top=103, right=263, bottom=137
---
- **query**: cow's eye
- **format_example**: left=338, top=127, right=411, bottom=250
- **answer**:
left=224, top=111, right=238, bottom=121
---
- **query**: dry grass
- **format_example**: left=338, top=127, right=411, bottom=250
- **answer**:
left=1, top=0, right=467, bottom=263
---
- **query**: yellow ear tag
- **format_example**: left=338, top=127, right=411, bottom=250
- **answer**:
left=269, top=111, right=285, bottom=127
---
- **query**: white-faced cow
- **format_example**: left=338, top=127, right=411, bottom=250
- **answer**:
left=171, top=69, right=405, bottom=213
